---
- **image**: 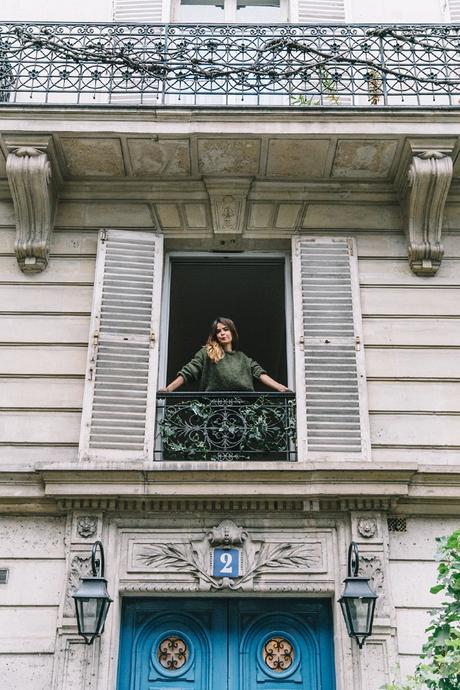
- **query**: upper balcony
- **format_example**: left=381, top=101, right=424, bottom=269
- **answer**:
left=0, top=21, right=459, bottom=108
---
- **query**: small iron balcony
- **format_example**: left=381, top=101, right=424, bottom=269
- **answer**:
left=155, top=391, right=296, bottom=462
left=0, top=22, right=459, bottom=107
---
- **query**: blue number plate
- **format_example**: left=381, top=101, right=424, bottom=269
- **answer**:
left=212, top=548, right=240, bottom=578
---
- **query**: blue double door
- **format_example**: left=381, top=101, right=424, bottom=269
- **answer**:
left=117, top=597, right=336, bottom=690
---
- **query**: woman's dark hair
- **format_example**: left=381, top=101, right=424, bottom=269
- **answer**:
left=206, top=317, right=239, bottom=363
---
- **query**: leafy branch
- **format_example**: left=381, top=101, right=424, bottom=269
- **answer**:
left=237, top=541, right=320, bottom=587
left=382, top=529, right=460, bottom=690
left=140, top=542, right=216, bottom=586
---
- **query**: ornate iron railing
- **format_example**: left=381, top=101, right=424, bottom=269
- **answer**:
left=0, top=22, right=459, bottom=106
left=155, top=391, right=296, bottom=462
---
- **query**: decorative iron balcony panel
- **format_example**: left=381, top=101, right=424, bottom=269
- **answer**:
left=0, top=22, right=459, bottom=106
left=155, top=391, right=296, bottom=462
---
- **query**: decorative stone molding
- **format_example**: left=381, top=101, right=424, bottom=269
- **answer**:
left=55, top=496, right=400, bottom=513
left=204, top=177, right=252, bottom=247
left=57, top=497, right=305, bottom=513
left=207, top=518, right=248, bottom=547
left=5, top=143, right=57, bottom=273
left=358, top=553, right=389, bottom=618
left=64, top=555, right=92, bottom=616
left=396, top=140, right=454, bottom=277
left=357, top=517, right=378, bottom=539
left=76, top=516, right=98, bottom=539
left=134, top=519, right=325, bottom=592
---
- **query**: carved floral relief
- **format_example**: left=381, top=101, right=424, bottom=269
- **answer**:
left=64, top=555, right=92, bottom=616
left=136, top=520, right=323, bottom=591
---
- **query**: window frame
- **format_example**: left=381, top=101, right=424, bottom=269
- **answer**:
left=171, top=0, right=290, bottom=23
left=158, top=250, right=295, bottom=391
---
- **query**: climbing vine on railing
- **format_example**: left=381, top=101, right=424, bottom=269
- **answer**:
left=0, top=22, right=459, bottom=105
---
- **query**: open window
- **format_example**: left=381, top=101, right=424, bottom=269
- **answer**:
left=79, top=232, right=369, bottom=464
left=161, top=255, right=291, bottom=390
left=156, top=254, right=295, bottom=463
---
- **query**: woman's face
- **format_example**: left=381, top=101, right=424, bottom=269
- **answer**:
left=216, top=322, right=232, bottom=347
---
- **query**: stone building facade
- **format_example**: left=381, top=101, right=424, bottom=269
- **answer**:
left=0, top=2, right=460, bottom=690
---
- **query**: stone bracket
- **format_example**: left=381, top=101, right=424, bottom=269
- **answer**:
left=204, top=177, right=252, bottom=250
left=5, top=136, right=58, bottom=273
left=396, top=140, right=454, bottom=276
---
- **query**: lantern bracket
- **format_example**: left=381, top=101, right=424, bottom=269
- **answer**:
left=348, top=541, right=359, bottom=577
left=91, top=540, right=105, bottom=578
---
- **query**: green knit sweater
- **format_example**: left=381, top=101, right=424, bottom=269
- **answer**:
left=178, top=347, right=266, bottom=391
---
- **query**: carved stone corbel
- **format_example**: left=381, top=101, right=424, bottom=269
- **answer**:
left=204, top=177, right=252, bottom=250
left=396, top=142, right=454, bottom=276
left=6, top=145, right=57, bottom=273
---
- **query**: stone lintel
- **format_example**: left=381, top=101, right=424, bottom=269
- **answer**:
left=395, top=139, right=455, bottom=276
left=5, top=135, right=59, bottom=273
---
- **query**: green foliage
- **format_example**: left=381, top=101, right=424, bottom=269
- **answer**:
left=291, top=67, right=340, bottom=106
left=382, top=529, right=460, bottom=690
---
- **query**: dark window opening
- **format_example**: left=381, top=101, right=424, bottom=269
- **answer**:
left=166, top=257, right=288, bottom=391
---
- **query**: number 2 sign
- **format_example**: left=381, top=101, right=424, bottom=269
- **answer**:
left=212, top=548, right=240, bottom=578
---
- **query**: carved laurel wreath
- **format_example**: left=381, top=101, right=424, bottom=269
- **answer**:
left=139, top=539, right=320, bottom=590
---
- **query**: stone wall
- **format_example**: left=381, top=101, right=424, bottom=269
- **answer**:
left=0, top=197, right=459, bottom=467
left=0, top=515, right=66, bottom=689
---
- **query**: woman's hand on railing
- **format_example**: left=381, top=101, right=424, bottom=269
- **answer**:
left=259, top=373, right=291, bottom=393
left=159, top=374, right=185, bottom=393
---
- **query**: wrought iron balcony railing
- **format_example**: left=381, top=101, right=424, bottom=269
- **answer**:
left=155, top=391, right=296, bottom=462
left=0, top=22, right=459, bottom=107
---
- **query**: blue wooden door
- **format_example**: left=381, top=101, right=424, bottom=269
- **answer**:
left=117, top=598, right=335, bottom=690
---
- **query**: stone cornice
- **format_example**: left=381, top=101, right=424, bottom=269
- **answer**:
left=0, top=464, right=460, bottom=513
left=3, top=105, right=460, bottom=126
left=5, top=135, right=59, bottom=273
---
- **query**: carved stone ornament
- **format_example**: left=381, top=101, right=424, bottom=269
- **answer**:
left=76, top=516, right=98, bottom=539
left=404, top=150, right=453, bottom=276
left=64, top=555, right=92, bottom=616
left=357, top=517, right=378, bottom=539
left=207, top=518, right=247, bottom=547
left=358, top=553, right=389, bottom=618
left=6, top=146, right=57, bottom=273
left=137, top=520, right=322, bottom=591
left=204, top=178, right=252, bottom=237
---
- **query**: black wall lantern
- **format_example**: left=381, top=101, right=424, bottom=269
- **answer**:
left=338, top=542, right=378, bottom=649
left=73, top=541, right=113, bottom=645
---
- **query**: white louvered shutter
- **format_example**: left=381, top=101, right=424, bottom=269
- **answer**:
left=292, top=237, right=370, bottom=461
left=79, top=230, right=163, bottom=462
left=297, top=0, right=346, bottom=22
left=112, top=1, right=164, bottom=103
left=113, top=0, right=164, bottom=22
left=449, top=0, right=460, bottom=20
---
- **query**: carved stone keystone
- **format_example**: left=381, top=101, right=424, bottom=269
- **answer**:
left=396, top=141, right=454, bottom=277
left=204, top=177, right=252, bottom=247
left=6, top=144, right=57, bottom=273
